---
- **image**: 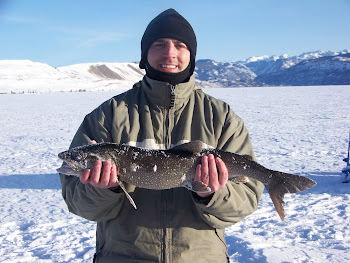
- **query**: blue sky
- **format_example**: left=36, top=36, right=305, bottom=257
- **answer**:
left=1, top=0, right=349, bottom=67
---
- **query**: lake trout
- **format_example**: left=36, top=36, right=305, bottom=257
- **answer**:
left=57, top=141, right=316, bottom=221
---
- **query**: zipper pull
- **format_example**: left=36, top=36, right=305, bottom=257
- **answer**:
left=170, top=85, right=175, bottom=108
left=171, top=86, right=176, bottom=95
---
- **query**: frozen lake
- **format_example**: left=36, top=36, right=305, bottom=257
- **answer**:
left=0, top=85, right=349, bottom=262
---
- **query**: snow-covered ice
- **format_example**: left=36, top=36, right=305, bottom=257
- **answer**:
left=0, top=85, right=349, bottom=262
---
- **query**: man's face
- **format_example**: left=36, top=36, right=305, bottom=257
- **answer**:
left=147, top=38, right=190, bottom=73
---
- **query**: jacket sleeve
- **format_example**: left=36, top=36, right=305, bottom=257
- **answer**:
left=59, top=103, right=125, bottom=222
left=193, top=107, right=264, bottom=229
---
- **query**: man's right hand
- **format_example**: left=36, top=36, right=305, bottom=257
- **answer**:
left=79, top=141, right=120, bottom=189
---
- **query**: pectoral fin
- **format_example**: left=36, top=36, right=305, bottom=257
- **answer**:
left=183, top=181, right=211, bottom=193
left=116, top=177, right=137, bottom=209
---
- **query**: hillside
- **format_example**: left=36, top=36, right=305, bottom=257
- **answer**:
left=0, top=49, right=349, bottom=93
left=199, top=49, right=350, bottom=87
left=0, top=60, right=144, bottom=93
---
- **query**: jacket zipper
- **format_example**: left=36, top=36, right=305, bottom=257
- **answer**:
left=165, top=85, right=176, bottom=149
left=169, top=85, right=175, bottom=109
left=162, top=85, right=176, bottom=262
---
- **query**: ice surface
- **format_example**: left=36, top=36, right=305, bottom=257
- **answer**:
left=0, top=85, right=349, bottom=262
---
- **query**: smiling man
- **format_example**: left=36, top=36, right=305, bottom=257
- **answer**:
left=147, top=38, right=190, bottom=73
left=60, top=8, right=264, bottom=263
left=139, top=9, right=197, bottom=86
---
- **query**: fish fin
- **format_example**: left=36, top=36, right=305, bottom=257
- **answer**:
left=265, top=171, right=317, bottom=221
left=228, top=176, right=250, bottom=183
left=183, top=181, right=211, bottom=193
left=117, top=180, right=137, bottom=209
left=169, top=141, right=203, bottom=154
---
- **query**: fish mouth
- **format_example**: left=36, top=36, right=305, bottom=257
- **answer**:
left=57, top=163, right=84, bottom=177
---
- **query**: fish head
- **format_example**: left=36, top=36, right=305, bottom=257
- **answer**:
left=57, top=144, right=103, bottom=176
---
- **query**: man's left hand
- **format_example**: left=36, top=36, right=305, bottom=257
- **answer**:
left=195, top=154, right=229, bottom=198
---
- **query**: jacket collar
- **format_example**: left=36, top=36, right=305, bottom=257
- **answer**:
left=140, top=74, right=198, bottom=109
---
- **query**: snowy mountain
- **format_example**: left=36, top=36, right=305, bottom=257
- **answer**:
left=195, top=50, right=350, bottom=87
left=194, top=59, right=258, bottom=88
left=238, top=54, right=298, bottom=77
left=58, top=62, right=144, bottom=83
left=239, top=49, right=350, bottom=86
left=255, top=53, right=350, bottom=86
left=0, top=49, right=349, bottom=93
left=0, top=60, right=145, bottom=94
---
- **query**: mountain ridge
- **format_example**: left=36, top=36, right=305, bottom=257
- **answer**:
left=0, top=49, right=349, bottom=93
left=197, top=49, right=350, bottom=87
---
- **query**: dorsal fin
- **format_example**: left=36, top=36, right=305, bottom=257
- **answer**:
left=169, top=141, right=203, bottom=154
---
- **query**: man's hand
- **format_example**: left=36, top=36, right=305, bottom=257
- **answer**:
left=195, top=154, right=228, bottom=198
left=79, top=141, right=119, bottom=189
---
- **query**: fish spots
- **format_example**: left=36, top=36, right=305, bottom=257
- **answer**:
left=153, top=165, right=157, bottom=172
left=160, top=151, right=169, bottom=157
left=130, top=163, right=140, bottom=172
left=132, top=151, right=139, bottom=160
left=181, top=174, right=186, bottom=182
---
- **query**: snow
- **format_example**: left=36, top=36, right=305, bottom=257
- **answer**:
left=0, top=60, right=144, bottom=94
left=57, top=62, right=145, bottom=83
left=1, top=85, right=349, bottom=263
left=239, top=50, right=350, bottom=66
left=244, top=55, right=270, bottom=63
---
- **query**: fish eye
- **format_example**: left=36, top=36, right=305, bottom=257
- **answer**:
left=71, top=151, right=83, bottom=161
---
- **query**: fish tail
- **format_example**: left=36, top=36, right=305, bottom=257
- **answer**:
left=265, top=171, right=316, bottom=221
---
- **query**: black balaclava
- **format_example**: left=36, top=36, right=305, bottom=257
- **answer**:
left=139, top=9, right=197, bottom=85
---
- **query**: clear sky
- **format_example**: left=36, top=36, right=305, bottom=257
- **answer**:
left=1, top=0, right=349, bottom=67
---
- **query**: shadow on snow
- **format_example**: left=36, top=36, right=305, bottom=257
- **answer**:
left=226, top=235, right=267, bottom=263
left=0, top=173, right=61, bottom=190
left=304, top=172, right=349, bottom=195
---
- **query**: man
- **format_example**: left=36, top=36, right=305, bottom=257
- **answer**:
left=60, top=9, right=264, bottom=263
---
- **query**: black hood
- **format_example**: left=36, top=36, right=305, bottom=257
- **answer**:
left=139, top=9, right=197, bottom=84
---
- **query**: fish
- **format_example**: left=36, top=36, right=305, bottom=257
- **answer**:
left=57, top=141, right=316, bottom=221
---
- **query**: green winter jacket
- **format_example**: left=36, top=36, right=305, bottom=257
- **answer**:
left=60, top=75, right=264, bottom=263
